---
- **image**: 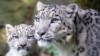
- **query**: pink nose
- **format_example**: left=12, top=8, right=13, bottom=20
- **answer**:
left=37, top=32, right=46, bottom=36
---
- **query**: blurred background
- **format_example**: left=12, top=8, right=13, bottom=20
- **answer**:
left=0, top=0, right=100, bottom=56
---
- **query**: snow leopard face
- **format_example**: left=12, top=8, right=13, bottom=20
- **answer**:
left=6, top=24, right=35, bottom=53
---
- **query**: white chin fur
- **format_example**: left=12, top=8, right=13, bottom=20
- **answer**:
left=19, top=50, right=27, bottom=55
left=37, top=40, right=50, bottom=47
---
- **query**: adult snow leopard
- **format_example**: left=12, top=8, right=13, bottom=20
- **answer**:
left=34, top=1, right=100, bottom=56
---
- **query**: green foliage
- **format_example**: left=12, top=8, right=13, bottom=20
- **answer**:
left=23, top=0, right=35, bottom=6
left=73, top=0, right=100, bottom=11
left=0, top=0, right=36, bottom=25
left=41, top=45, right=58, bottom=56
left=0, top=0, right=24, bottom=25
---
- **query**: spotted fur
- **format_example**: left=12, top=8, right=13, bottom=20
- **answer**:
left=5, top=24, right=35, bottom=56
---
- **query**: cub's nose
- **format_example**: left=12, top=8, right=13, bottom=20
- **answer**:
left=20, top=44, right=27, bottom=48
left=37, top=32, right=46, bottom=36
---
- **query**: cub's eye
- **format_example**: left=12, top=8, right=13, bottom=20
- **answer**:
left=35, top=17, right=40, bottom=22
left=51, top=18, right=60, bottom=23
left=27, top=35, right=34, bottom=39
left=13, top=36, right=19, bottom=39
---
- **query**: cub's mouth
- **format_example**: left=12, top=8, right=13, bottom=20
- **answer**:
left=17, top=47, right=30, bottom=51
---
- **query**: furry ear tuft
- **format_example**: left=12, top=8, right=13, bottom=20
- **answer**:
left=5, top=24, right=15, bottom=35
left=37, top=1, right=46, bottom=11
left=65, top=3, right=78, bottom=18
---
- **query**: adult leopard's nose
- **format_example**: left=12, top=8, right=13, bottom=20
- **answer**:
left=37, top=31, right=46, bottom=36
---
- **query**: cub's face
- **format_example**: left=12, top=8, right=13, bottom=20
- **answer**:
left=6, top=24, right=35, bottom=53
left=34, top=2, right=77, bottom=47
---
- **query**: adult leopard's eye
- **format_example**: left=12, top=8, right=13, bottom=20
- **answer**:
left=35, top=17, right=40, bottom=22
left=51, top=18, right=60, bottom=23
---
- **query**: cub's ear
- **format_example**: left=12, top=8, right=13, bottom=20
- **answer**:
left=66, top=3, right=78, bottom=13
left=5, top=24, right=15, bottom=35
left=37, top=1, right=46, bottom=11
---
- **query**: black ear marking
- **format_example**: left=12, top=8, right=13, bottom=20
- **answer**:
left=67, top=3, right=78, bottom=11
left=72, top=5, right=76, bottom=11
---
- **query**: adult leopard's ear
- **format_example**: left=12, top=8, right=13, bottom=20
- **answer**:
left=66, top=3, right=78, bottom=12
left=66, top=3, right=78, bottom=17
left=5, top=24, right=15, bottom=35
left=37, top=1, right=46, bottom=11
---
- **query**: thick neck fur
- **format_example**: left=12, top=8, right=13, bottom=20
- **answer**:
left=74, top=9, right=87, bottom=44
left=73, top=9, right=91, bottom=52
left=5, top=46, right=38, bottom=56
